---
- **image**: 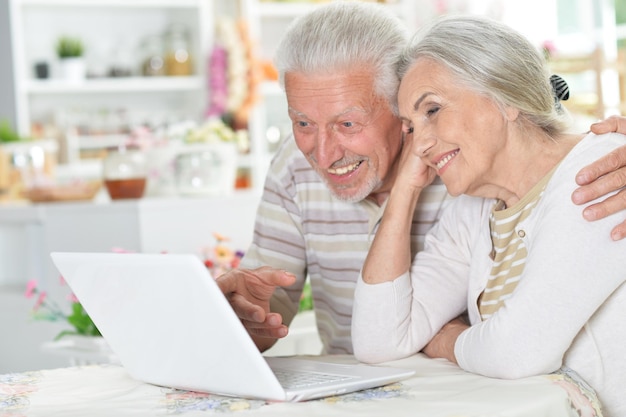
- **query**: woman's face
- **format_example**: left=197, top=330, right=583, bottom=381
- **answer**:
left=397, top=58, right=510, bottom=197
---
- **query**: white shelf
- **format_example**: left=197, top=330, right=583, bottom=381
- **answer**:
left=24, top=76, right=204, bottom=94
left=19, top=0, right=202, bottom=8
left=255, top=2, right=318, bottom=17
left=255, top=1, right=407, bottom=18
left=11, top=0, right=213, bottom=133
left=72, top=134, right=127, bottom=150
left=259, top=80, right=283, bottom=97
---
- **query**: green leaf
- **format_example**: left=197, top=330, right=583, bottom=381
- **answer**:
left=56, top=36, right=84, bottom=58
left=0, top=120, right=22, bottom=143
left=66, top=302, right=101, bottom=337
left=298, top=280, right=314, bottom=312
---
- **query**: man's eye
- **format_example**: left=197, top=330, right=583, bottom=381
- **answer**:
left=342, top=121, right=354, bottom=128
left=297, top=121, right=309, bottom=128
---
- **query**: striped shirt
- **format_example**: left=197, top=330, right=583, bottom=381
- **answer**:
left=479, top=167, right=556, bottom=319
left=241, top=136, right=453, bottom=354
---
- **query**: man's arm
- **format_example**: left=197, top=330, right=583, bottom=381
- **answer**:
left=572, top=116, right=626, bottom=240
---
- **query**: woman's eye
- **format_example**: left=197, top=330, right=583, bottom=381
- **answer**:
left=426, top=106, right=440, bottom=117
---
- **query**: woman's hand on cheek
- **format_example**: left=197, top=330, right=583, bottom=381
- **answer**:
left=396, top=132, right=437, bottom=191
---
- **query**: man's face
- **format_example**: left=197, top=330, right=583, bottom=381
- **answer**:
left=284, top=69, right=403, bottom=204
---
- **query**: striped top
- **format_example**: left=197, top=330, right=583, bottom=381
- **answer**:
left=241, top=136, right=453, bottom=354
left=479, top=167, right=557, bottom=320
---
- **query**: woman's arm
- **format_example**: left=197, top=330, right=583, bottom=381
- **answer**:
left=353, top=195, right=479, bottom=364
left=455, top=136, right=626, bottom=379
left=361, top=134, right=436, bottom=284
left=353, top=135, right=469, bottom=363
left=421, top=316, right=469, bottom=363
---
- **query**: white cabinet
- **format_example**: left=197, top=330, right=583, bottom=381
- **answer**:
left=0, top=191, right=262, bottom=373
left=9, top=0, right=214, bottom=161
left=0, top=191, right=261, bottom=289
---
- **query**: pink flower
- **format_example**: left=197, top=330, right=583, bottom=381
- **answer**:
left=34, top=291, right=47, bottom=311
left=67, top=293, right=79, bottom=303
left=25, top=280, right=38, bottom=298
left=111, top=247, right=130, bottom=253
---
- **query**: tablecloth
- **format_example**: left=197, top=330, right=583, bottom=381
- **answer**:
left=0, top=354, right=602, bottom=417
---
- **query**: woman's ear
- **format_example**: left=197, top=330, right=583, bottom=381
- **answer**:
left=504, top=105, right=520, bottom=122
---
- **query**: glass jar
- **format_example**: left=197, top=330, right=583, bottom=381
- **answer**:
left=164, top=24, right=193, bottom=76
left=140, top=35, right=166, bottom=77
left=103, top=147, right=147, bottom=200
left=175, top=143, right=238, bottom=196
left=175, top=150, right=221, bottom=196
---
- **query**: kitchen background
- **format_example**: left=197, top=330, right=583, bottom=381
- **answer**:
left=0, top=0, right=624, bottom=374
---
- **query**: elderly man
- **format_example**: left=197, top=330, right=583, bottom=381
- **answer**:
left=217, top=2, right=626, bottom=354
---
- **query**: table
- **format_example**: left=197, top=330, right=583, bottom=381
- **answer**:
left=0, top=354, right=602, bottom=417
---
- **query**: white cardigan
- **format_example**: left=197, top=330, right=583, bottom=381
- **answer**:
left=352, top=132, right=626, bottom=416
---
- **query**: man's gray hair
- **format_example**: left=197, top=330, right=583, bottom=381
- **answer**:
left=274, top=1, right=408, bottom=113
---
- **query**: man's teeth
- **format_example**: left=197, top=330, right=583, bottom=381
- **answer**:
left=437, top=151, right=458, bottom=170
left=328, top=161, right=361, bottom=175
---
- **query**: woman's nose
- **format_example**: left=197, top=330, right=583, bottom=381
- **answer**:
left=413, top=133, right=436, bottom=157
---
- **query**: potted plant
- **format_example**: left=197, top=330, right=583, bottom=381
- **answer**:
left=56, top=35, right=86, bottom=82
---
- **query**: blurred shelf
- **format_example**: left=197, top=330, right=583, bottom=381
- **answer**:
left=255, top=2, right=317, bottom=17
left=255, top=1, right=406, bottom=18
left=19, top=0, right=202, bottom=8
left=259, top=80, right=283, bottom=96
left=25, top=76, right=204, bottom=94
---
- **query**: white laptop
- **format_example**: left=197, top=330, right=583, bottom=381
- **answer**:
left=50, top=252, right=415, bottom=402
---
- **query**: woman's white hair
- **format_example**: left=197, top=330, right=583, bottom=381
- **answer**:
left=398, top=15, right=570, bottom=136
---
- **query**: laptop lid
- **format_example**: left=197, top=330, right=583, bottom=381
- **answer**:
left=50, top=252, right=414, bottom=401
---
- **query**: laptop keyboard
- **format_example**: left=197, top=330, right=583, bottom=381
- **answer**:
left=273, top=369, right=355, bottom=389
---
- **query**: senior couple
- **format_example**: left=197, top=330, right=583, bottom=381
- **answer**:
left=216, top=2, right=626, bottom=415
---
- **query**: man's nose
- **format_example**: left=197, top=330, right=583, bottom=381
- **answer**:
left=313, top=127, right=339, bottom=168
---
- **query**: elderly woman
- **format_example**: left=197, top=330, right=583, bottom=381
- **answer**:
left=352, top=15, right=626, bottom=416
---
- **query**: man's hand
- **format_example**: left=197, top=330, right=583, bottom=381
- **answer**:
left=572, top=116, right=626, bottom=241
left=422, top=316, right=469, bottom=364
left=216, top=267, right=296, bottom=351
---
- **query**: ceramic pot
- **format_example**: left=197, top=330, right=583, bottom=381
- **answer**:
left=59, top=57, right=86, bottom=83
